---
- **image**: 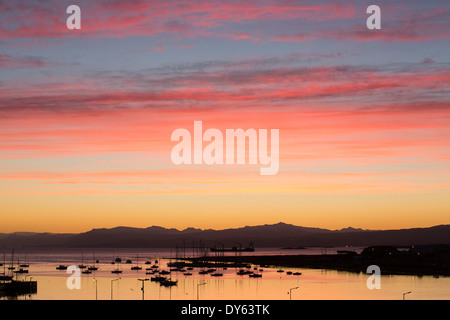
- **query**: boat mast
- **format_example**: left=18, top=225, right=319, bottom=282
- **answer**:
left=10, top=249, right=14, bottom=274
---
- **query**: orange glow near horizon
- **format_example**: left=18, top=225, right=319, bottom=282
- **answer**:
left=1, top=1, right=449, bottom=234
left=1, top=102, right=449, bottom=233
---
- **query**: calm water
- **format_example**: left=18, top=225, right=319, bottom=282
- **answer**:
left=1, top=248, right=449, bottom=300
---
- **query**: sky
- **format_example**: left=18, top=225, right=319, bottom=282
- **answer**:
left=0, top=0, right=449, bottom=233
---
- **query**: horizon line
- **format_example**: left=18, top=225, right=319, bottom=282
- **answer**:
left=2, top=221, right=449, bottom=235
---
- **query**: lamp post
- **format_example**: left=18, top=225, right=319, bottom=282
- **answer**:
left=403, top=291, right=412, bottom=300
left=138, top=278, right=149, bottom=300
left=93, top=278, right=98, bottom=300
left=288, top=287, right=299, bottom=300
left=197, top=282, right=207, bottom=300
left=111, top=278, right=120, bottom=300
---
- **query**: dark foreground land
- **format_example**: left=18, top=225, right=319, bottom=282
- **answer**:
left=183, top=246, right=450, bottom=277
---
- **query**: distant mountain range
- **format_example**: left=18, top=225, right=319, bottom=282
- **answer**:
left=0, top=222, right=449, bottom=248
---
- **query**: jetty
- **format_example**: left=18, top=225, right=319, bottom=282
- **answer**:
left=0, top=279, right=37, bottom=297
left=182, top=245, right=450, bottom=277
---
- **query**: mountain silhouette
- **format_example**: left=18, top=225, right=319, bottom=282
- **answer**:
left=0, top=222, right=449, bottom=248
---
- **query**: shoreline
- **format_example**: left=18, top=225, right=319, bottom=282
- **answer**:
left=179, top=253, right=450, bottom=277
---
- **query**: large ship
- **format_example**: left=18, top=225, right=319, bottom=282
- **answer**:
left=210, top=242, right=255, bottom=252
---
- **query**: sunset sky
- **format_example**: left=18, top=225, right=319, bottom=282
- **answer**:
left=0, top=0, right=449, bottom=233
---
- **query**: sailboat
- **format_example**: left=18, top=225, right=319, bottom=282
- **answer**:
left=249, top=273, right=262, bottom=278
left=78, top=252, right=87, bottom=269
left=0, top=252, right=13, bottom=281
left=111, top=257, right=122, bottom=274
left=7, top=250, right=15, bottom=271
left=159, top=278, right=177, bottom=287
left=13, top=259, right=29, bottom=274
left=131, top=254, right=142, bottom=270
left=87, top=253, right=98, bottom=271
left=111, top=269, right=122, bottom=274
left=20, top=253, right=29, bottom=268
left=249, top=268, right=262, bottom=278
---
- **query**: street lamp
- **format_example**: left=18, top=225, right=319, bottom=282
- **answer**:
left=138, top=278, right=150, bottom=300
left=403, top=291, right=412, bottom=300
left=197, top=282, right=207, bottom=300
left=111, top=278, right=121, bottom=300
left=93, top=278, right=98, bottom=300
left=288, top=287, right=299, bottom=300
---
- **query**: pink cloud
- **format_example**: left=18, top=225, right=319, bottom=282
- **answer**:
left=0, top=54, right=49, bottom=68
left=4, top=0, right=434, bottom=43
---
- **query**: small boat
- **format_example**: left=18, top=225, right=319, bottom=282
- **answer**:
left=237, top=269, right=253, bottom=275
left=13, top=268, right=29, bottom=274
left=183, top=272, right=192, bottom=276
left=249, top=273, right=262, bottom=278
left=115, top=257, right=122, bottom=263
left=150, top=276, right=167, bottom=282
left=199, top=270, right=209, bottom=275
left=111, top=262, right=122, bottom=274
left=145, top=261, right=151, bottom=265
left=187, top=267, right=194, bottom=271
left=159, top=270, right=171, bottom=275
left=56, top=265, right=68, bottom=270
left=293, top=272, right=302, bottom=276
left=211, top=273, right=223, bottom=277
left=20, top=258, right=29, bottom=268
left=151, top=265, right=159, bottom=269
left=125, top=259, right=132, bottom=264
left=277, top=269, right=284, bottom=273
left=286, top=271, right=293, bottom=275
left=160, top=279, right=177, bottom=287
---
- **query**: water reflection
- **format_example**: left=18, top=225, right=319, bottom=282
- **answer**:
left=1, top=249, right=449, bottom=300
